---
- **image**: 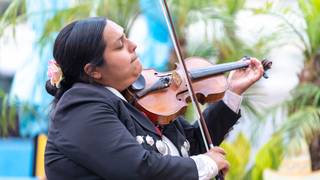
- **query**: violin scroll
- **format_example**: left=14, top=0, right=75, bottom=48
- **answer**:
left=261, top=59, right=272, bottom=79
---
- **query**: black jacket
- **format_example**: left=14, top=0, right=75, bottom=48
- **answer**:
left=45, top=82, right=240, bottom=180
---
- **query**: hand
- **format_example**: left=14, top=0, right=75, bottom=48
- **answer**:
left=227, top=58, right=264, bottom=95
left=205, top=147, right=230, bottom=176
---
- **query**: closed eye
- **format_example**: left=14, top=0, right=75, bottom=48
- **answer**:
left=116, top=35, right=125, bottom=49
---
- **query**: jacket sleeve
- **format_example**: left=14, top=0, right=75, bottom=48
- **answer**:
left=203, top=100, right=241, bottom=145
left=180, top=100, right=241, bottom=155
left=53, top=99, right=198, bottom=180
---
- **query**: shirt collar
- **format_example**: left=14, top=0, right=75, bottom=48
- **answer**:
left=105, top=86, right=128, bottom=102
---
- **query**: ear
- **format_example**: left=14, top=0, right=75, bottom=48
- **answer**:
left=84, top=64, right=102, bottom=80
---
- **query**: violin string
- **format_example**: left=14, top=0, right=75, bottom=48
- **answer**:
left=190, top=61, right=249, bottom=80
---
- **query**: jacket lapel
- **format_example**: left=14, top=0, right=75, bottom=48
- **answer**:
left=93, top=85, right=160, bottom=138
left=162, top=121, right=186, bottom=153
left=123, top=101, right=160, bottom=137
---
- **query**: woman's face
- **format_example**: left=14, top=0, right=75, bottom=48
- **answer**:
left=96, top=20, right=142, bottom=91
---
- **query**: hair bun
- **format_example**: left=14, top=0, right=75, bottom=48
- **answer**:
left=45, top=80, right=58, bottom=96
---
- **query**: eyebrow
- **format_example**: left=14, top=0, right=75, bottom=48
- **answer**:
left=115, top=27, right=125, bottom=42
left=112, top=33, right=124, bottom=49
left=116, top=34, right=124, bottom=43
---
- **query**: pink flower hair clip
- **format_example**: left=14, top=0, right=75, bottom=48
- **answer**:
left=47, top=59, right=64, bottom=88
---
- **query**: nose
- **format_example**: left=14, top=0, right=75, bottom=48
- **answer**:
left=128, top=39, right=137, bottom=53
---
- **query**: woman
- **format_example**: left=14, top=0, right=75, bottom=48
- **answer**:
left=45, top=17, right=264, bottom=180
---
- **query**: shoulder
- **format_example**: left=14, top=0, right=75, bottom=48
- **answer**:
left=54, top=83, right=123, bottom=114
left=63, top=83, right=118, bottom=104
left=67, top=83, right=113, bottom=99
left=50, top=83, right=125, bottom=130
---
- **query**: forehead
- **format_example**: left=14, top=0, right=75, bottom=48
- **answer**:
left=104, top=20, right=124, bottom=43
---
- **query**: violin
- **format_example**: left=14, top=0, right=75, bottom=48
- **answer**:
left=127, top=0, right=272, bottom=179
left=126, top=56, right=272, bottom=125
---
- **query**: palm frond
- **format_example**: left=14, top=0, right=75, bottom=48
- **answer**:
left=38, top=2, right=93, bottom=47
left=250, top=1, right=313, bottom=60
left=102, top=0, right=140, bottom=34
left=247, top=134, right=284, bottom=180
left=287, top=83, right=320, bottom=111
left=167, top=0, right=214, bottom=37
left=0, top=0, right=26, bottom=37
left=186, top=43, right=217, bottom=59
left=271, top=84, right=320, bottom=151
left=221, top=132, right=251, bottom=180
left=38, top=0, right=141, bottom=48
left=298, top=0, right=320, bottom=57
left=0, top=90, right=17, bottom=137
left=280, top=106, right=320, bottom=147
left=213, top=0, right=246, bottom=16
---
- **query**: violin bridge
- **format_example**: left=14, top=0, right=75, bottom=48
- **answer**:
left=172, top=71, right=182, bottom=87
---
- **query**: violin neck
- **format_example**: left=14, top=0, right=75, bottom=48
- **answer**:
left=189, top=61, right=249, bottom=80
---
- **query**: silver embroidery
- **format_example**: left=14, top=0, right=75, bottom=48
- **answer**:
left=145, top=135, right=154, bottom=146
left=136, top=136, right=144, bottom=144
left=183, top=140, right=190, bottom=151
left=156, top=140, right=169, bottom=155
left=180, top=146, right=189, bottom=157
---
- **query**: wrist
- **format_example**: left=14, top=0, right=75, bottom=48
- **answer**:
left=191, top=154, right=219, bottom=178
left=228, top=86, right=244, bottom=95
left=223, top=90, right=243, bottom=113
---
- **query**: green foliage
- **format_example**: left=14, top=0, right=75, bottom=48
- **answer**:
left=204, top=0, right=254, bottom=63
left=0, top=0, right=26, bottom=37
left=38, top=2, right=93, bottom=47
left=254, top=0, right=320, bottom=60
left=210, top=0, right=246, bottom=17
left=95, top=0, right=140, bottom=33
left=259, top=83, right=320, bottom=162
left=248, top=135, right=284, bottom=180
left=169, top=0, right=274, bottom=70
left=183, top=0, right=275, bottom=67
left=248, top=0, right=320, bottom=160
left=298, top=0, right=320, bottom=59
left=221, top=132, right=251, bottom=180
left=186, top=43, right=217, bottom=59
left=39, top=0, right=140, bottom=47
left=0, top=89, right=17, bottom=137
left=180, top=0, right=276, bottom=148
left=221, top=133, right=284, bottom=180
left=287, top=83, right=320, bottom=111
left=279, top=84, right=320, bottom=147
left=168, top=0, right=213, bottom=26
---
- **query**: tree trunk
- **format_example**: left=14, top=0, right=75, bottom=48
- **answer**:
left=309, top=134, right=320, bottom=171
left=300, top=54, right=320, bottom=171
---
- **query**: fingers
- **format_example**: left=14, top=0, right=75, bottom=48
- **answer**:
left=217, top=155, right=230, bottom=175
left=249, top=57, right=264, bottom=76
left=211, top=146, right=226, bottom=155
left=221, top=160, right=230, bottom=176
left=205, top=147, right=230, bottom=174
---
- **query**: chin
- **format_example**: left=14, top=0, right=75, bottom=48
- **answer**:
left=135, top=61, right=143, bottom=75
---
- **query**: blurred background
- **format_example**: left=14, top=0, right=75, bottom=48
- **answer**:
left=0, top=0, right=319, bottom=179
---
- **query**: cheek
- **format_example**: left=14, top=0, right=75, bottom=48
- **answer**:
left=108, top=59, right=134, bottom=79
left=105, top=53, right=130, bottom=69
left=104, top=51, right=139, bottom=80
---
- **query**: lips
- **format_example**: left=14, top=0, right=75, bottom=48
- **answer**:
left=131, top=55, right=138, bottom=63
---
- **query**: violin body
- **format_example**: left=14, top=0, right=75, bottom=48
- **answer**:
left=129, top=57, right=228, bottom=124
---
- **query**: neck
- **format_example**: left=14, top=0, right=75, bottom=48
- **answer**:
left=189, top=61, right=249, bottom=80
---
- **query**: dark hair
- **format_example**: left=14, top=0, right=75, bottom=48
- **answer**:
left=46, top=17, right=107, bottom=104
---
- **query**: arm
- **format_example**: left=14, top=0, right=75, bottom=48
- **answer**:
left=175, top=98, right=240, bottom=155
left=198, top=57, right=265, bottom=146
left=186, top=100, right=240, bottom=154
left=203, top=99, right=241, bottom=146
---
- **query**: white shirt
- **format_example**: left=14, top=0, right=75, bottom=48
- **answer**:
left=106, top=87, right=242, bottom=180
